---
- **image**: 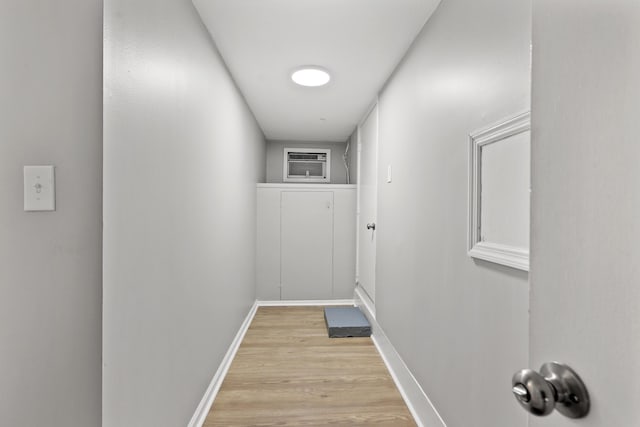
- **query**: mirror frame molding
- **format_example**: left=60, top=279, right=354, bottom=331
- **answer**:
left=468, top=111, right=531, bottom=271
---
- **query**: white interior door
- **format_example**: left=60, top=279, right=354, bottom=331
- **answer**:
left=281, top=191, right=334, bottom=300
left=356, top=104, right=378, bottom=303
left=526, top=2, right=640, bottom=425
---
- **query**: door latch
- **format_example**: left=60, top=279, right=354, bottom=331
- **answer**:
left=512, top=362, right=589, bottom=418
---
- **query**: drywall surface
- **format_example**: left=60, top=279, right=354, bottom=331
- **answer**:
left=373, top=0, right=530, bottom=426
left=266, top=140, right=349, bottom=184
left=103, top=0, right=265, bottom=426
left=530, top=2, right=640, bottom=426
left=0, top=1, right=103, bottom=426
left=347, top=130, right=358, bottom=184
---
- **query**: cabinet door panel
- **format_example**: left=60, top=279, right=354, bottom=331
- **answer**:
left=256, top=188, right=281, bottom=300
left=333, top=189, right=356, bottom=298
left=281, top=191, right=334, bottom=300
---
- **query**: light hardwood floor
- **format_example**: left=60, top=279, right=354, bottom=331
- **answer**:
left=203, top=306, right=416, bottom=426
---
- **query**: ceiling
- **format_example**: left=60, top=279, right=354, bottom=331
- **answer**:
left=192, top=0, right=441, bottom=142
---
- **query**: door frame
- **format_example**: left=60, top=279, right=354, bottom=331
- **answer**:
left=355, top=98, right=379, bottom=315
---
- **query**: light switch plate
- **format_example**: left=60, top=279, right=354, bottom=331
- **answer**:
left=24, top=166, right=55, bottom=211
left=387, top=165, right=392, bottom=183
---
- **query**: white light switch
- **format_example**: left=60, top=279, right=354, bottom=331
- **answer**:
left=24, top=166, right=55, bottom=211
left=387, top=165, right=392, bottom=183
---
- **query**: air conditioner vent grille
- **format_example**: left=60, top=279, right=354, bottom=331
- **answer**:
left=289, top=153, right=326, bottom=160
left=283, top=148, right=331, bottom=183
left=288, top=161, right=324, bottom=177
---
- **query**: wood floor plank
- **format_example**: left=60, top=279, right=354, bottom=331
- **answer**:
left=203, top=306, right=416, bottom=427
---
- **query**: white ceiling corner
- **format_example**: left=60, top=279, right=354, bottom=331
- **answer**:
left=193, top=0, right=441, bottom=142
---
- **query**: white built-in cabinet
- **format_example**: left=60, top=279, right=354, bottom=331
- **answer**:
left=256, top=184, right=356, bottom=300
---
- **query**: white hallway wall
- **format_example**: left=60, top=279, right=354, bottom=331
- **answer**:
left=0, top=1, right=103, bottom=426
left=102, top=0, right=266, bottom=425
left=373, top=0, right=530, bottom=426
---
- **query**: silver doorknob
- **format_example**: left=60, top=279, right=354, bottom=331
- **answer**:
left=512, top=362, right=589, bottom=418
left=366, top=223, right=376, bottom=230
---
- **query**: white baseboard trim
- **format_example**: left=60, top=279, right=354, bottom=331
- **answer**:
left=187, top=301, right=259, bottom=427
left=354, top=285, right=376, bottom=318
left=256, top=299, right=355, bottom=307
left=355, top=287, right=447, bottom=427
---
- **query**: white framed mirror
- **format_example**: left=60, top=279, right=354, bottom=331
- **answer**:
left=468, top=112, right=530, bottom=271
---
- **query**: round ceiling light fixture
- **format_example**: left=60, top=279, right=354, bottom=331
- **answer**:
left=291, top=66, right=331, bottom=87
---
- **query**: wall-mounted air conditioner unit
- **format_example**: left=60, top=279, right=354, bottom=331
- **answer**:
left=283, top=148, right=331, bottom=183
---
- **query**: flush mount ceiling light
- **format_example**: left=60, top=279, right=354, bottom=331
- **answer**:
left=291, top=67, right=331, bottom=87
